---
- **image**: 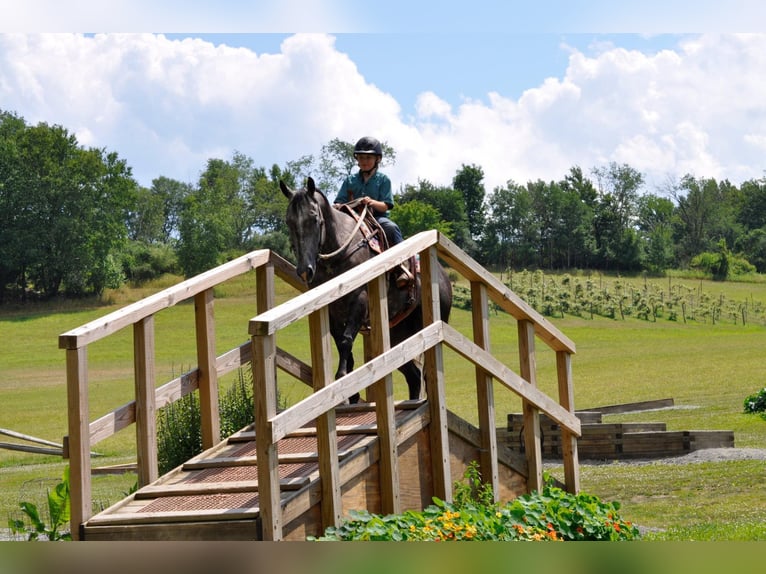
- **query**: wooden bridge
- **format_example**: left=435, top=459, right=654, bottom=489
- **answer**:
left=59, top=231, right=581, bottom=541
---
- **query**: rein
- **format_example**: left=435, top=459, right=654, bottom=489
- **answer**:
left=317, top=203, right=370, bottom=261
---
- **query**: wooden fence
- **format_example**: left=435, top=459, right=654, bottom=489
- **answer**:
left=60, top=231, right=580, bottom=541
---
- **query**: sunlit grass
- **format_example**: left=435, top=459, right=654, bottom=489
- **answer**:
left=2, top=271, right=766, bottom=539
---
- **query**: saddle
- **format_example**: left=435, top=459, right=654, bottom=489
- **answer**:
left=336, top=200, right=419, bottom=328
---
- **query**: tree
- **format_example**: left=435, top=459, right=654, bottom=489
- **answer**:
left=391, top=200, right=453, bottom=239
left=590, top=162, right=644, bottom=270
left=0, top=115, right=136, bottom=298
left=668, top=175, right=737, bottom=266
left=481, top=181, right=537, bottom=269
left=636, top=193, right=676, bottom=273
left=737, top=177, right=766, bottom=232
left=452, top=164, right=486, bottom=240
left=398, top=179, right=469, bottom=247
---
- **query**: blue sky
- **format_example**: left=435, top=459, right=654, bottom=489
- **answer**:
left=2, top=2, right=766, bottom=195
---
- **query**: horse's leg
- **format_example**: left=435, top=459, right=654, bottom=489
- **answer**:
left=330, top=291, right=367, bottom=403
left=398, top=360, right=423, bottom=401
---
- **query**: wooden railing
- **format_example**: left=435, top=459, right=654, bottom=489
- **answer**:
left=59, top=249, right=305, bottom=540
left=248, top=231, right=580, bottom=540
left=60, top=230, right=580, bottom=541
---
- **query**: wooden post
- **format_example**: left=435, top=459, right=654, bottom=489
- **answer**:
left=368, top=273, right=400, bottom=515
left=255, top=263, right=274, bottom=315
left=420, top=245, right=451, bottom=501
left=470, top=282, right=499, bottom=501
left=518, top=319, right=543, bottom=492
left=134, top=316, right=158, bottom=486
left=66, top=346, right=90, bottom=541
left=252, top=332, right=281, bottom=540
left=556, top=351, right=580, bottom=494
left=308, top=307, right=342, bottom=530
left=195, top=289, right=220, bottom=449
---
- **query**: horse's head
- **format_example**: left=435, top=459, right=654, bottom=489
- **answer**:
left=280, top=177, right=325, bottom=284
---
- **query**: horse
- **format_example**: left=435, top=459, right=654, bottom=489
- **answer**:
left=279, top=177, right=452, bottom=401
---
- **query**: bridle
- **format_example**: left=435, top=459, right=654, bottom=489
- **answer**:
left=317, top=201, right=370, bottom=261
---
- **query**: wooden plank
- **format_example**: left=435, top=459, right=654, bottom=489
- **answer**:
left=66, top=346, right=91, bottom=540
left=470, top=281, right=499, bottom=501
left=0, top=442, right=63, bottom=456
left=0, top=427, right=63, bottom=448
left=134, top=317, right=158, bottom=487
left=252, top=332, right=281, bottom=541
left=249, top=232, right=439, bottom=337
left=435, top=233, right=576, bottom=354
left=60, top=249, right=272, bottom=349
left=83, top=520, right=260, bottom=541
left=421, top=245, right=452, bottom=502
left=556, top=351, right=580, bottom=494
left=441, top=323, right=581, bottom=435
left=368, top=272, right=400, bottom=515
left=183, top=450, right=356, bottom=470
left=134, top=477, right=309, bottom=498
left=582, top=398, right=675, bottom=415
left=195, top=288, right=220, bottom=449
left=270, top=322, right=443, bottom=442
left=518, top=319, right=542, bottom=492
left=308, top=307, right=342, bottom=532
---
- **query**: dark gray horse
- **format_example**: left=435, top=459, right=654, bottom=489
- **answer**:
left=280, top=177, right=452, bottom=401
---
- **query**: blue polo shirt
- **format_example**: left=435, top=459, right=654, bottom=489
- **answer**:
left=335, top=170, right=394, bottom=216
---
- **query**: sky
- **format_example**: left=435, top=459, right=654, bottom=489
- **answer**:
left=1, top=2, right=766, bottom=197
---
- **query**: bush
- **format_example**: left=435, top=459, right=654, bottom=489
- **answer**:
left=744, top=387, right=766, bottom=414
left=157, top=368, right=276, bottom=475
left=310, top=463, right=640, bottom=542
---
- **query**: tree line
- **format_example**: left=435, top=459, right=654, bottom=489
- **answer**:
left=2, top=108, right=766, bottom=303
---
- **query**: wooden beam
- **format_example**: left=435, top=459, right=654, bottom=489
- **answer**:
left=556, top=351, right=580, bottom=494
left=421, top=245, right=451, bottom=502
left=308, top=307, right=342, bottom=532
left=66, top=346, right=91, bottom=541
left=59, top=250, right=272, bottom=349
left=368, top=273, right=400, bottom=515
left=195, top=288, right=220, bottom=449
left=435, top=233, right=576, bottom=354
left=441, top=324, right=581, bottom=435
left=134, top=316, right=158, bottom=487
left=252, top=332, right=281, bottom=540
left=518, top=320, right=542, bottom=492
left=470, top=281, right=499, bottom=501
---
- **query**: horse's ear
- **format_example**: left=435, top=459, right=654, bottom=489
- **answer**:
left=279, top=180, right=293, bottom=199
left=306, top=177, right=316, bottom=193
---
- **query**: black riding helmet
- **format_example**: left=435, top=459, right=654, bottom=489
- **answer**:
left=353, top=136, right=383, bottom=157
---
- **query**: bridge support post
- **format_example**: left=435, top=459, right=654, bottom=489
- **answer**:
left=470, top=282, right=499, bottom=500
left=518, top=319, right=543, bottom=492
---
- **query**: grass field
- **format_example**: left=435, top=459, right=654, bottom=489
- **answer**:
left=1, top=270, right=765, bottom=541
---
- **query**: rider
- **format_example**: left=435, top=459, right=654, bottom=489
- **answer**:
left=335, top=136, right=412, bottom=288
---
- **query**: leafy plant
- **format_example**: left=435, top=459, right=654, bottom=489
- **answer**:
left=8, top=467, right=72, bottom=541
left=157, top=367, right=280, bottom=475
left=310, top=463, right=640, bottom=542
left=744, top=387, right=766, bottom=415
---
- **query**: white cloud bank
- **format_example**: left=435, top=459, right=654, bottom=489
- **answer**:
left=1, top=33, right=765, bottom=196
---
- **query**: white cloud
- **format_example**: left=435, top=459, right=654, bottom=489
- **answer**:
left=1, top=32, right=765, bottom=197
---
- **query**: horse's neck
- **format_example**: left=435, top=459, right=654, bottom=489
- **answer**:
left=321, top=202, right=357, bottom=251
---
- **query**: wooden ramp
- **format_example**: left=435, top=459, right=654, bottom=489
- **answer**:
left=82, top=401, right=528, bottom=541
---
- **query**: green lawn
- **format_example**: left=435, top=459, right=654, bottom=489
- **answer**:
left=1, top=272, right=765, bottom=540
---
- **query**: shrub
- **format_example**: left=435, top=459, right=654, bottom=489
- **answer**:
left=157, top=368, right=277, bottom=475
left=744, top=387, right=766, bottom=415
left=310, top=463, right=640, bottom=542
